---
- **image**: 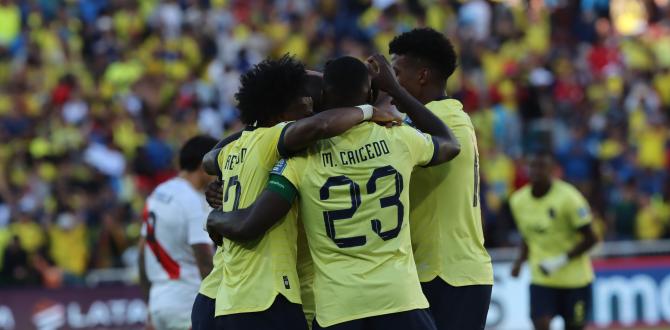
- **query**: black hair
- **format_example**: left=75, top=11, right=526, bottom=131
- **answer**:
left=305, top=73, right=325, bottom=113
left=323, top=56, right=370, bottom=105
left=179, top=135, right=218, bottom=171
left=527, top=148, right=556, bottom=161
left=235, top=54, right=307, bottom=125
left=389, top=28, right=457, bottom=80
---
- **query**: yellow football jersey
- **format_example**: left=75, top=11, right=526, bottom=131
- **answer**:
left=297, top=218, right=315, bottom=329
left=199, top=137, right=239, bottom=299
left=509, top=180, right=594, bottom=288
left=409, top=99, right=493, bottom=286
left=272, top=122, right=435, bottom=327
left=214, top=124, right=301, bottom=316
left=199, top=247, right=224, bottom=298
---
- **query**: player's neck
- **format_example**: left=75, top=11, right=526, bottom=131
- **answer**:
left=179, top=171, right=203, bottom=191
left=420, top=84, right=447, bottom=105
left=531, top=181, right=552, bottom=198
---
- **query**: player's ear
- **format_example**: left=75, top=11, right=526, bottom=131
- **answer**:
left=418, top=68, right=429, bottom=86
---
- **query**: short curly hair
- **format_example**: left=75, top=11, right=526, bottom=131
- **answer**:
left=389, top=28, right=457, bottom=80
left=235, top=54, right=308, bottom=125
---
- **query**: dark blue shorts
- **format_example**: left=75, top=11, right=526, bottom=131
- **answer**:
left=312, top=309, right=436, bottom=330
left=191, top=293, right=216, bottom=330
left=530, top=283, right=592, bottom=328
left=215, top=294, right=308, bottom=330
left=421, top=278, right=492, bottom=330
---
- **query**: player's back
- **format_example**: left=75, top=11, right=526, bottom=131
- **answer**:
left=409, top=99, right=493, bottom=286
left=199, top=139, right=239, bottom=300
left=275, top=122, right=436, bottom=327
left=215, top=124, right=301, bottom=316
left=143, top=177, right=211, bottom=309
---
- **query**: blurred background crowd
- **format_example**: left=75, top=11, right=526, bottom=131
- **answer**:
left=0, top=0, right=669, bottom=288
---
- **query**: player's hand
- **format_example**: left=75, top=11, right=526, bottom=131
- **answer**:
left=371, top=106, right=403, bottom=127
left=205, top=180, right=223, bottom=209
left=511, top=261, right=522, bottom=278
left=539, top=254, right=568, bottom=276
left=366, top=54, right=402, bottom=95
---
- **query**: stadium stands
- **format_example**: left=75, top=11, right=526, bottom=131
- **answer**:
left=0, top=0, right=669, bottom=288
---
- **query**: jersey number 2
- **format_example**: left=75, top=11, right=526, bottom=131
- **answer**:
left=319, top=165, right=403, bottom=248
left=223, top=175, right=242, bottom=211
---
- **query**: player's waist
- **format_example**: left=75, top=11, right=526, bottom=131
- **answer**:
left=150, top=280, right=200, bottom=301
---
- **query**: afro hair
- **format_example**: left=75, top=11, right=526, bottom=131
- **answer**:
left=389, top=28, right=457, bottom=80
left=235, top=54, right=308, bottom=125
left=323, top=56, right=370, bottom=101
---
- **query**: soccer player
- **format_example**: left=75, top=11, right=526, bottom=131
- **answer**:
left=138, top=135, right=218, bottom=330
left=207, top=55, right=461, bottom=330
left=192, top=131, right=242, bottom=330
left=388, top=28, right=494, bottom=330
left=199, top=70, right=326, bottom=329
left=509, top=151, right=598, bottom=330
left=211, top=55, right=400, bottom=330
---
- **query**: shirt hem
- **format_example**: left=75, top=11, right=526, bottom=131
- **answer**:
left=198, top=289, right=217, bottom=299
left=214, top=292, right=301, bottom=316
left=315, top=303, right=429, bottom=328
left=418, top=272, right=494, bottom=286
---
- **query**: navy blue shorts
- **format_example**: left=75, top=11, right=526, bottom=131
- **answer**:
left=312, top=309, right=436, bottom=330
left=191, top=293, right=216, bottom=330
left=215, top=294, right=308, bottom=330
left=420, top=278, right=492, bottom=330
left=530, top=283, right=592, bottom=328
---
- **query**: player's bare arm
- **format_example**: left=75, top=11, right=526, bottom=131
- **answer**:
left=207, top=190, right=291, bottom=242
left=511, top=241, right=528, bottom=278
left=367, top=54, right=460, bottom=164
left=191, top=243, right=214, bottom=279
left=280, top=104, right=401, bottom=156
left=538, top=223, right=599, bottom=275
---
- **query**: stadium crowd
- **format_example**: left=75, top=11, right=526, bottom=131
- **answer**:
left=1, top=0, right=669, bottom=288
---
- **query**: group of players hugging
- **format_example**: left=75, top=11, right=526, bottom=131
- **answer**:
left=139, top=27, right=597, bottom=330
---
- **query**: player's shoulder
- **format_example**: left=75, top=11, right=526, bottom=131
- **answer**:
left=426, top=99, right=472, bottom=126
left=509, top=184, right=532, bottom=206
left=387, top=123, right=428, bottom=140
left=553, top=180, right=586, bottom=202
left=553, top=180, right=581, bottom=195
left=165, top=178, right=201, bottom=203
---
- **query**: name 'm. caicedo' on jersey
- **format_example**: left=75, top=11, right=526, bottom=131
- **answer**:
left=321, top=139, right=390, bottom=168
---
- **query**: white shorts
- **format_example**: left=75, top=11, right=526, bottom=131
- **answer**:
left=149, top=281, right=199, bottom=330
left=150, top=308, right=191, bottom=330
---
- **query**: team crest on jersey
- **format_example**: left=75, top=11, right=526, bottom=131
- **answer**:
left=548, top=208, right=556, bottom=220
left=578, top=207, right=589, bottom=219
left=271, top=159, right=287, bottom=175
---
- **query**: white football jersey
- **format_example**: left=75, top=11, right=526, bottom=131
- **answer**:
left=141, top=177, right=212, bottom=315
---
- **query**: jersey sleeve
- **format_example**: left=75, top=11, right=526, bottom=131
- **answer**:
left=566, top=189, right=592, bottom=229
left=267, top=158, right=301, bottom=203
left=397, top=126, right=438, bottom=167
left=183, top=196, right=212, bottom=245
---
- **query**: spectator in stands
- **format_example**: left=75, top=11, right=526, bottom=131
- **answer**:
left=1, top=236, right=37, bottom=286
left=0, top=0, right=670, bottom=287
